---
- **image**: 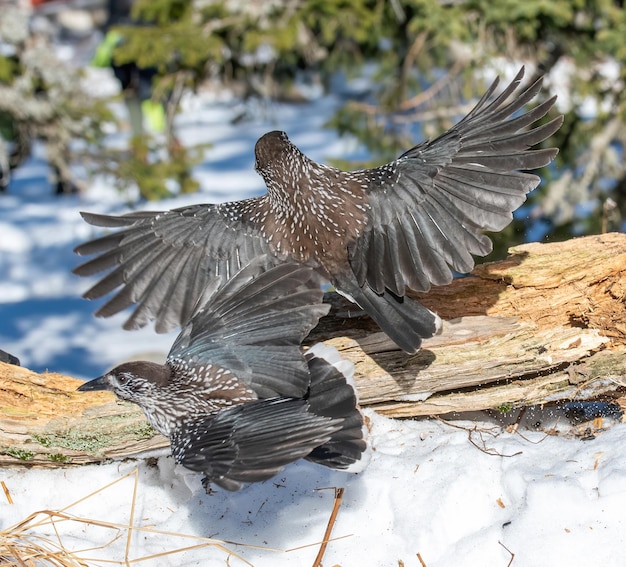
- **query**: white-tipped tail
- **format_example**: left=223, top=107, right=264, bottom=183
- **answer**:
left=304, top=342, right=368, bottom=471
left=307, top=342, right=357, bottom=399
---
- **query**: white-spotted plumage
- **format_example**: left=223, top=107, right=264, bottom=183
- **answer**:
left=77, top=262, right=367, bottom=491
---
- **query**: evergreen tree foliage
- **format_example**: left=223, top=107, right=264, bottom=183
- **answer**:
left=0, top=6, right=113, bottom=193
left=105, top=0, right=625, bottom=246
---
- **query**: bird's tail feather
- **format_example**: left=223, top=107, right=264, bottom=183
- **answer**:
left=337, top=277, right=442, bottom=354
left=304, top=343, right=367, bottom=471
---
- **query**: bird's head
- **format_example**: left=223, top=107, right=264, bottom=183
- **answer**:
left=77, top=361, right=170, bottom=404
left=254, top=130, right=296, bottom=177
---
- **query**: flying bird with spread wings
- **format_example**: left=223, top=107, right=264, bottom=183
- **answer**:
left=73, top=67, right=562, bottom=353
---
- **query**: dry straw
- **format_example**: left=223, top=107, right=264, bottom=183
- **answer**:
left=0, top=469, right=250, bottom=566
left=0, top=468, right=350, bottom=566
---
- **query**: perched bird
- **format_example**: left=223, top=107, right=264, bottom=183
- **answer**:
left=73, top=67, right=563, bottom=353
left=77, top=260, right=366, bottom=491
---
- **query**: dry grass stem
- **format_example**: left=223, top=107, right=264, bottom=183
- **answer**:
left=498, top=540, right=515, bottom=566
left=434, top=417, right=521, bottom=457
left=311, top=487, right=345, bottom=567
left=2, top=480, right=13, bottom=505
left=467, top=428, right=523, bottom=458
left=436, top=415, right=559, bottom=456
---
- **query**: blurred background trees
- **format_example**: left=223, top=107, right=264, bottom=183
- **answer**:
left=1, top=0, right=624, bottom=253
left=0, top=5, right=113, bottom=194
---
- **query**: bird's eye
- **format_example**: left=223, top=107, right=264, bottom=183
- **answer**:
left=118, top=374, right=128, bottom=384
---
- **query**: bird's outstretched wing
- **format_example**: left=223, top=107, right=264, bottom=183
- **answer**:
left=349, top=67, right=563, bottom=296
left=168, top=260, right=329, bottom=398
left=170, top=397, right=342, bottom=491
left=73, top=200, right=275, bottom=332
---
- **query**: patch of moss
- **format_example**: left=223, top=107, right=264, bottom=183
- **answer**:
left=32, top=418, right=157, bottom=456
left=587, top=353, right=626, bottom=380
left=495, top=403, right=513, bottom=414
left=48, top=453, right=72, bottom=463
left=31, top=430, right=113, bottom=453
left=32, top=434, right=54, bottom=448
left=4, top=447, right=35, bottom=461
left=125, top=421, right=156, bottom=440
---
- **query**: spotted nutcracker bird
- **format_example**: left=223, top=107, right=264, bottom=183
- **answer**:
left=77, top=260, right=366, bottom=491
left=73, top=67, right=563, bottom=353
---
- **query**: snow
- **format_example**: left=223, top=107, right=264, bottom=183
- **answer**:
left=4, top=414, right=626, bottom=566
left=2, top=67, right=626, bottom=567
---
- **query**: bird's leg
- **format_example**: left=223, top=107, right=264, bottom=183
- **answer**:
left=201, top=476, right=217, bottom=495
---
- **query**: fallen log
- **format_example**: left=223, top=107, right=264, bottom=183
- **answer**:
left=1, top=233, right=625, bottom=467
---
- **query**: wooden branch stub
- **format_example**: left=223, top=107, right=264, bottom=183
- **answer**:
left=1, top=233, right=625, bottom=467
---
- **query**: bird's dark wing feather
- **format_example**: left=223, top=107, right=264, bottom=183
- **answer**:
left=168, top=260, right=329, bottom=398
left=350, top=67, right=564, bottom=296
left=73, top=200, right=275, bottom=332
left=170, top=397, right=342, bottom=491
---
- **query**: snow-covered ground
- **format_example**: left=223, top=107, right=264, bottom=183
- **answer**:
left=2, top=67, right=626, bottom=567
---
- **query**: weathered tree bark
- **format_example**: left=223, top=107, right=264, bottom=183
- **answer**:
left=1, top=233, right=625, bottom=467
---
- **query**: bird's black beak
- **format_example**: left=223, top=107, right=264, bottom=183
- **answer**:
left=77, top=376, right=110, bottom=392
